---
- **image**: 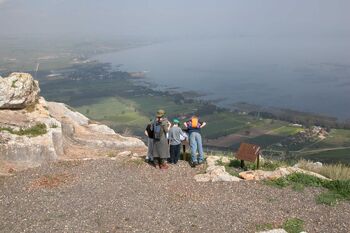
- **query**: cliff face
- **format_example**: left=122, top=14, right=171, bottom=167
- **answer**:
left=0, top=73, right=146, bottom=174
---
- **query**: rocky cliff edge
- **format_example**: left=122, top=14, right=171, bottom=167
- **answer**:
left=0, top=73, right=146, bottom=175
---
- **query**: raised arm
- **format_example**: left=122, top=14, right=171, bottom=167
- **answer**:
left=200, top=122, right=207, bottom=128
left=167, top=121, right=171, bottom=131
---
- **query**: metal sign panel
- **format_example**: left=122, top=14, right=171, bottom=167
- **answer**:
left=236, top=143, right=261, bottom=162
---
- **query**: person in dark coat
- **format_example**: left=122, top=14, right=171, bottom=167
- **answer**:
left=152, top=109, right=171, bottom=169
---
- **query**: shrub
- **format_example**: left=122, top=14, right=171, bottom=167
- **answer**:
left=228, top=158, right=287, bottom=171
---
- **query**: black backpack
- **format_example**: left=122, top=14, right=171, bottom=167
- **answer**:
left=152, top=120, right=163, bottom=141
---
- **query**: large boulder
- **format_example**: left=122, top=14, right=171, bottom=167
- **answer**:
left=0, top=72, right=40, bottom=109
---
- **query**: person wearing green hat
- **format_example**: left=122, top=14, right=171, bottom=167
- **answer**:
left=151, top=109, right=171, bottom=169
left=168, top=118, right=188, bottom=164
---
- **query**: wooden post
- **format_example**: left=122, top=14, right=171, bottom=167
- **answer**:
left=182, top=144, right=186, bottom=161
left=256, top=153, right=260, bottom=170
left=240, top=160, right=245, bottom=168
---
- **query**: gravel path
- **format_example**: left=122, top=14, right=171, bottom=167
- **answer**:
left=0, top=158, right=349, bottom=233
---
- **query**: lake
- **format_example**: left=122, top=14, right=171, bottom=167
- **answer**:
left=94, top=37, right=350, bottom=120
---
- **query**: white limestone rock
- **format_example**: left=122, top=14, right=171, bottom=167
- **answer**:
left=256, top=229, right=288, bottom=233
left=194, top=156, right=241, bottom=182
left=0, top=72, right=40, bottom=109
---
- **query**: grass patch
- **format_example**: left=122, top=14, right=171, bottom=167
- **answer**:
left=227, top=158, right=287, bottom=171
left=255, top=218, right=304, bottom=233
left=283, top=218, right=304, bottom=233
left=0, top=123, right=47, bottom=137
left=107, top=151, right=117, bottom=157
left=265, top=173, right=350, bottom=205
left=316, top=192, right=345, bottom=205
left=11, top=80, right=18, bottom=88
left=255, top=223, right=274, bottom=231
left=297, top=160, right=350, bottom=180
left=50, top=123, right=58, bottom=128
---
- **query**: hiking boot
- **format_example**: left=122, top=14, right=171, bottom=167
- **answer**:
left=160, top=163, right=169, bottom=170
left=198, top=160, right=204, bottom=165
left=191, top=161, right=198, bottom=168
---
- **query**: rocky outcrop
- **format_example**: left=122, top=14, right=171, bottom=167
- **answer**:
left=239, top=167, right=330, bottom=181
left=194, top=156, right=241, bottom=182
left=0, top=73, right=146, bottom=174
left=0, top=73, right=40, bottom=109
left=47, top=101, right=146, bottom=157
left=0, top=97, right=63, bottom=166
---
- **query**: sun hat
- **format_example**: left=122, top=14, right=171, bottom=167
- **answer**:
left=173, top=118, right=180, bottom=124
left=156, top=109, right=165, bottom=117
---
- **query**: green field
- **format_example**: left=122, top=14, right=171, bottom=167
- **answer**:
left=75, top=97, right=150, bottom=135
left=302, top=148, right=350, bottom=165
left=269, top=126, right=304, bottom=136
left=131, top=95, right=199, bottom=117
left=201, top=112, right=250, bottom=139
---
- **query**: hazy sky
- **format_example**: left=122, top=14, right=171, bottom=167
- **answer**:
left=1, top=0, right=350, bottom=39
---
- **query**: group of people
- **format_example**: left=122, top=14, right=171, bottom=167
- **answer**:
left=144, top=109, right=206, bottom=169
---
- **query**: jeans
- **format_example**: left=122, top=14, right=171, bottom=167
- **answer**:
left=170, top=144, right=181, bottom=164
left=189, top=132, right=204, bottom=163
left=147, top=138, right=154, bottom=161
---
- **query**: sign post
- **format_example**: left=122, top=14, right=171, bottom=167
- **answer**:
left=236, top=143, right=261, bottom=170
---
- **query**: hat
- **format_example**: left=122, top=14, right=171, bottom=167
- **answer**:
left=173, top=118, right=180, bottom=124
left=156, top=109, right=165, bottom=117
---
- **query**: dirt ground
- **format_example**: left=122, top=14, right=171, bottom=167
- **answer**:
left=0, top=158, right=349, bottom=233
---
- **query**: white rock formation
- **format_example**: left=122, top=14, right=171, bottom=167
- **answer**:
left=194, top=156, right=241, bottom=182
left=0, top=73, right=40, bottom=109
left=239, top=166, right=330, bottom=181
left=0, top=73, right=147, bottom=173
left=256, top=229, right=288, bottom=233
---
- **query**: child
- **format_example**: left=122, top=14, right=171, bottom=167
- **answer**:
left=168, top=118, right=188, bottom=164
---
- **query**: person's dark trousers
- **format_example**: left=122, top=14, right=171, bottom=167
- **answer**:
left=170, top=144, right=181, bottom=164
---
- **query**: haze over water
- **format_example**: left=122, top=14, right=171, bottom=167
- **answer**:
left=95, top=36, right=350, bottom=120
left=1, top=0, right=350, bottom=119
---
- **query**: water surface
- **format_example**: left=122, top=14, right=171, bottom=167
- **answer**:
left=95, top=37, right=350, bottom=120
